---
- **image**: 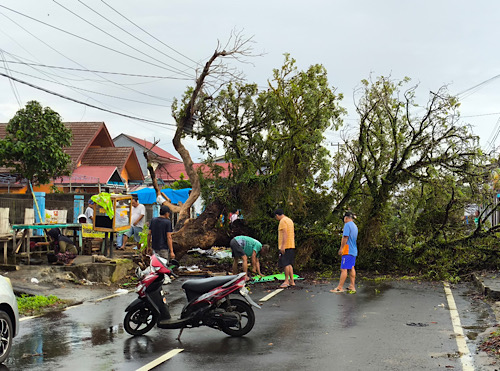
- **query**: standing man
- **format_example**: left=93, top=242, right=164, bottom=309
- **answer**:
left=84, top=200, right=94, bottom=223
left=230, top=235, right=268, bottom=277
left=118, top=194, right=145, bottom=250
left=148, top=205, right=175, bottom=261
left=331, top=211, right=358, bottom=293
left=274, top=209, right=295, bottom=288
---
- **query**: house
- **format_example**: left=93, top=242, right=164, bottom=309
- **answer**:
left=113, top=134, right=182, bottom=179
left=0, top=122, right=144, bottom=194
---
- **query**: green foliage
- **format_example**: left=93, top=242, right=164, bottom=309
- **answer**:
left=138, top=225, right=149, bottom=252
left=0, top=101, right=73, bottom=186
left=165, top=172, right=191, bottom=190
left=17, top=294, right=70, bottom=316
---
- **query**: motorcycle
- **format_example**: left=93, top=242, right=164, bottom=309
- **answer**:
left=124, top=253, right=261, bottom=340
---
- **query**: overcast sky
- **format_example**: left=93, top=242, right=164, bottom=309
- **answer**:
left=1, top=1, right=499, bottom=161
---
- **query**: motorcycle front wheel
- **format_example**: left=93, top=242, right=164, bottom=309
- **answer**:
left=220, top=298, right=255, bottom=337
left=124, top=304, right=158, bottom=336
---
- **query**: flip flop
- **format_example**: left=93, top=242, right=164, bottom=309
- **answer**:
left=346, top=289, right=356, bottom=294
left=330, top=288, right=344, bottom=293
left=279, top=283, right=290, bottom=288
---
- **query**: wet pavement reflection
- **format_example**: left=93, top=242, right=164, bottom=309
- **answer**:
left=1, top=279, right=496, bottom=370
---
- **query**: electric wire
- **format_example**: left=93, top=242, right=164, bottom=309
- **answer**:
left=457, top=74, right=500, bottom=100
left=101, top=0, right=200, bottom=67
left=0, top=4, right=195, bottom=77
left=0, top=59, right=191, bottom=80
left=0, top=50, right=22, bottom=107
left=0, top=72, right=177, bottom=127
left=2, top=67, right=171, bottom=107
left=0, top=11, right=173, bottom=102
left=77, top=0, right=197, bottom=73
left=52, top=0, right=194, bottom=79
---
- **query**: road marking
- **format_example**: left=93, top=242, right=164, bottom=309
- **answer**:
left=259, top=288, right=284, bottom=302
left=93, top=289, right=133, bottom=303
left=443, top=282, right=474, bottom=371
left=136, top=348, right=183, bottom=371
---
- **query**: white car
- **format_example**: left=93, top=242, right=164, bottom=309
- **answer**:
left=0, top=275, right=19, bottom=363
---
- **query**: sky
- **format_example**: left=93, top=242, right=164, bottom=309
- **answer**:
left=1, top=1, right=499, bottom=161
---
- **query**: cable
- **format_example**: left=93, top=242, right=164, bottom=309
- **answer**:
left=77, top=0, right=197, bottom=72
left=53, top=0, right=193, bottom=78
left=457, top=74, right=500, bottom=100
left=0, top=59, right=191, bottom=80
left=1, top=67, right=171, bottom=107
left=0, top=72, right=177, bottom=127
left=0, top=50, right=22, bottom=107
left=0, top=4, right=195, bottom=76
left=101, top=0, right=200, bottom=67
left=0, top=11, right=172, bottom=102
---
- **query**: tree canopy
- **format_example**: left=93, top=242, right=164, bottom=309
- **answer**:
left=0, top=100, right=72, bottom=187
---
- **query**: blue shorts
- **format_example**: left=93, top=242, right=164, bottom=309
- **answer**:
left=124, top=226, right=142, bottom=243
left=340, top=255, right=356, bottom=269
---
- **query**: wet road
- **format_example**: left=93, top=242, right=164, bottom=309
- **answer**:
left=3, top=278, right=496, bottom=370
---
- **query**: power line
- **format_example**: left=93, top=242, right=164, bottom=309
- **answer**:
left=0, top=12, right=172, bottom=102
left=0, top=50, right=22, bottom=107
left=52, top=0, right=193, bottom=78
left=457, top=74, right=500, bottom=100
left=0, top=4, right=196, bottom=77
left=77, top=0, right=197, bottom=72
left=2, top=67, right=171, bottom=107
left=0, top=59, right=191, bottom=80
left=0, top=72, right=177, bottom=127
left=101, top=0, right=200, bottom=67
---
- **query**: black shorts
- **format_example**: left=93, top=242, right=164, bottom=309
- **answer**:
left=278, top=248, right=295, bottom=268
left=230, top=238, right=245, bottom=258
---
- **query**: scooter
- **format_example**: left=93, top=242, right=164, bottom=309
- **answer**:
left=124, top=253, right=261, bottom=340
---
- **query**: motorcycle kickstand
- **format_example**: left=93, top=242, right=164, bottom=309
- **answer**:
left=176, top=327, right=185, bottom=341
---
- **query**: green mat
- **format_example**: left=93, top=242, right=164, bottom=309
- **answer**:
left=251, top=273, right=303, bottom=283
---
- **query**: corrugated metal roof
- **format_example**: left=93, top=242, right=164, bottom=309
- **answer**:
left=156, top=162, right=231, bottom=181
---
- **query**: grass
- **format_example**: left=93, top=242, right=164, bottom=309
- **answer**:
left=17, top=294, right=73, bottom=316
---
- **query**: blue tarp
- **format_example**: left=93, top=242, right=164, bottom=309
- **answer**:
left=131, top=187, right=191, bottom=205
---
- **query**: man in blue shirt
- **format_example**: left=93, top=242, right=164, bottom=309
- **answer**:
left=331, top=211, right=358, bottom=293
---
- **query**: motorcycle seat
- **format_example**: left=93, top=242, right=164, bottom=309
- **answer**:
left=182, top=275, right=237, bottom=293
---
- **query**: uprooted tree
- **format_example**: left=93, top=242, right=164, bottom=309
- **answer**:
left=145, top=32, right=256, bottom=255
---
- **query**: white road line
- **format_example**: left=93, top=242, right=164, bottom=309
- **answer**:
left=93, top=289, right=133, bottom=303
left=136, top=348, right=184, bottom=371
left=443, top=282, right=475, bottom=371
left=259, top=288, right=284, bottom=302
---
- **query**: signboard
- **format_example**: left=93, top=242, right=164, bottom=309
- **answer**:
left=81, top=223, right=105, bottom=238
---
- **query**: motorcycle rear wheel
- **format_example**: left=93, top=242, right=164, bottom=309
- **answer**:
left=124, top=304, right=158, bottom=336
left=220, top=298, right=255, bottom=337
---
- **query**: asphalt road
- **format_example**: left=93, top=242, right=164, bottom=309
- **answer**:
left=3, top=278, right=497, bottom=371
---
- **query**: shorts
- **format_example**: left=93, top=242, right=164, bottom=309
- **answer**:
left=124, top=226, right=142, bottom=243
left=278, top=249, right=295, bottom=268
left=230, top=238, right=245, bottom=258
left=340, top=255, right=356, bottom=270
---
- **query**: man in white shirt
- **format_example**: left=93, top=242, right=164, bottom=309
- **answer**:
left=84, top=200, right=94, bottom=223
left=118, top=194, right=146, bottom=250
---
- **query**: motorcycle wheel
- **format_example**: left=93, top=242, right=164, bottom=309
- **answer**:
left=124, top=304, right=158, bottom=336
left=220, top=298, right=255, bottom=337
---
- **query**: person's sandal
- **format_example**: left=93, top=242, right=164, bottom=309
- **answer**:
left=330, top=287, right=344, bottom=293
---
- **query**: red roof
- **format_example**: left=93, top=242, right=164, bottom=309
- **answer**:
left=122, top=134, right=181, bottom=162
left=53, top=166, right=120, bottom=184
left=156, top=162, right=231, bottom=182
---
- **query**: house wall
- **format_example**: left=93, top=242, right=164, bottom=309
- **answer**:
left=114, top=136, right=147, bottom=177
